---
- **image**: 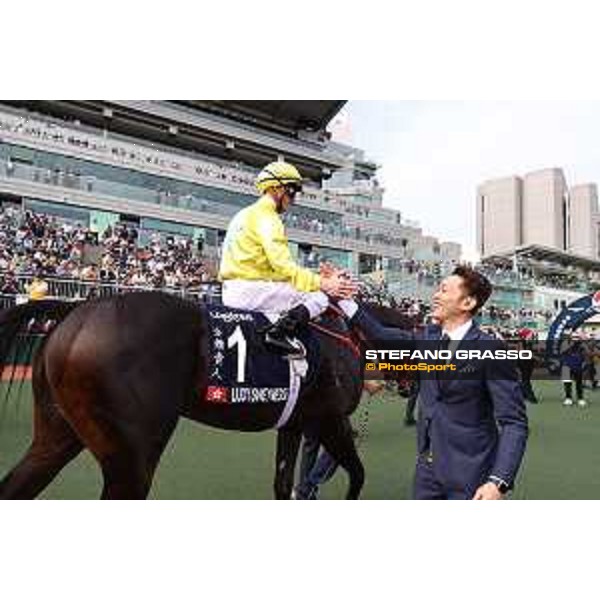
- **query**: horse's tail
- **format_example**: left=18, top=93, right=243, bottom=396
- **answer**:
left=0, top=299, right=80, bottom=399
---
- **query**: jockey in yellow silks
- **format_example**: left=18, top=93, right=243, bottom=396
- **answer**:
left=219, top=161, right=355, bottom=354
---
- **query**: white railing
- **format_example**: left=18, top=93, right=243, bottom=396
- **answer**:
left=0, top=273, right=222, bottom=304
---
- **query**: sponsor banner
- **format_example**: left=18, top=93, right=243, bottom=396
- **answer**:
left=210, top=311, right=254, bottom=324
left=546, top=293, right=600, bottom=374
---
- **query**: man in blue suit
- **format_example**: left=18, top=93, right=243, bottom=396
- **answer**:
left=339, top=266, right=528, bottom=500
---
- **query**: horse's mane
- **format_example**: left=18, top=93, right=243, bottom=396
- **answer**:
left=362, top=301, right=418, bottom=331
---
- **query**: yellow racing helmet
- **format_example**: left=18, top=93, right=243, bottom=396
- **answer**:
left=255, top=161, right=303, bottom=194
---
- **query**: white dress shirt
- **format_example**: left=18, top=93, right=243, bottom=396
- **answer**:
left=442, top=319, right=473, bottom=342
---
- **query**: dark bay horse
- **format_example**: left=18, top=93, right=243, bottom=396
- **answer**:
left=0, top=292, right=367, bottom=500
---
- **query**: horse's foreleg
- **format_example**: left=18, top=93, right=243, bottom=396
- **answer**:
left=274, top=427, right=302, bottom=499
left=318, top=416, right=365, bottom=500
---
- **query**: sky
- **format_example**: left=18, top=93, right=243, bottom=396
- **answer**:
left=330, top=101, right=600, bottom=262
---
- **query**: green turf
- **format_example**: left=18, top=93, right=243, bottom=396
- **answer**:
left=0, top=381, right=598, bottom=499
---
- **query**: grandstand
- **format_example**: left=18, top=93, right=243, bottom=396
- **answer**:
left=0, top=100, right=461, bottom=304
left=475, top=244, right=600, bottom=334
left=381, top=241, right=600, bottom=336
left=4, top=100, right=597, bottom=338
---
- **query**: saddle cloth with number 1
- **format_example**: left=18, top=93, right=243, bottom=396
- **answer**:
left=199, top=305, right=319, bottom=430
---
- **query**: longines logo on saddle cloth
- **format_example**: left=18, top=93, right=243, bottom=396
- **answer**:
left=203, top=306, right=319, bottom=428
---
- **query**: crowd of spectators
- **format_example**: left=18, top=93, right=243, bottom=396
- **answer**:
left=0, top=197, right=595, bottom=339
left=0, top=205, right=212, bottom=295
left=479, top=304, right=555, bottom=327
left=363, top=271, right=560, bottom=334
left=391, top=295, right=430, bottom=323
left=282, top=210, right=410, bottom=248
left=468, top=300, right=559, bottom=336
left=478, top=260, right=600, bottom=293
left=398, top=258, right=457, bottom=278
left=99, top=224, right=210, bottom=288
left=0, top=206, right=94, bottom=280
left=283, top=212, right=342, bottom=237
left=4, top=151, right=413, bottom=253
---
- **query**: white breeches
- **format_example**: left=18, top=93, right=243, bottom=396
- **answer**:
left=221, top=280, right=328, bottom=318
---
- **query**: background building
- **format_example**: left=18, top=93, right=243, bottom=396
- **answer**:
left=568, top=183, right=598, bottom=259
left=522, top=168, right=567, bottom=250
left=476, top=168, right=600, bottom=331
left=477, top=175, right=522, bottom=257
left=477, top=167, right=600, bottom=261
left=0, top=100, right=460, bottom=285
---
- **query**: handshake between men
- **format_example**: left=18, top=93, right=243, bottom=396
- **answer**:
left=319, top=263, right=359, bottom=300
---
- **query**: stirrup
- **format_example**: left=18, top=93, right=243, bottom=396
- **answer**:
left=286, top=338, right=307, bottom=360
left=264, top=331, right=306, bottom=358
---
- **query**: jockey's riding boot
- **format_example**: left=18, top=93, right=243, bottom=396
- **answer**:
left=264, top=305, right=310, bottom=355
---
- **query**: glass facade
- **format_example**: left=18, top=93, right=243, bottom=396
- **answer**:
left=23, top=198, right=90, bottom=224
left=0, top=141, right=342, bottom=225
left=0, top=140, right=406, bottom=265
left=315, top=246, right=353, bottom=270
left=89, top=209, right=119, bottom=234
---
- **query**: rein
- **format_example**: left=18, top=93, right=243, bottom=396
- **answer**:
left=308, top=321, right=361, bottom=359
left=307, top=305, right=376, bottom=450
left=308, top=304, right=363, bottom=360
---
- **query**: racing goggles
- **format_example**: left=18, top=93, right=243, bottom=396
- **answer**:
left=284, top=182, right=303, bottom=198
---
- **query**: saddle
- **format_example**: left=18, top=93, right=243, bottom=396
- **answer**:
left=200, top=305, right=359, bottom=429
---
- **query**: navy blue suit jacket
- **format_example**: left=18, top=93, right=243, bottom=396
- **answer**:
left=354, top=308, right=528, bottom=496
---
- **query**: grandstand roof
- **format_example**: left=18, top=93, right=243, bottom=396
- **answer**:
left=172, top=101, right=346, bottom=135
left=4, top=100, right=349, bottom=183
left=483, top=244, right=600, bottom=272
